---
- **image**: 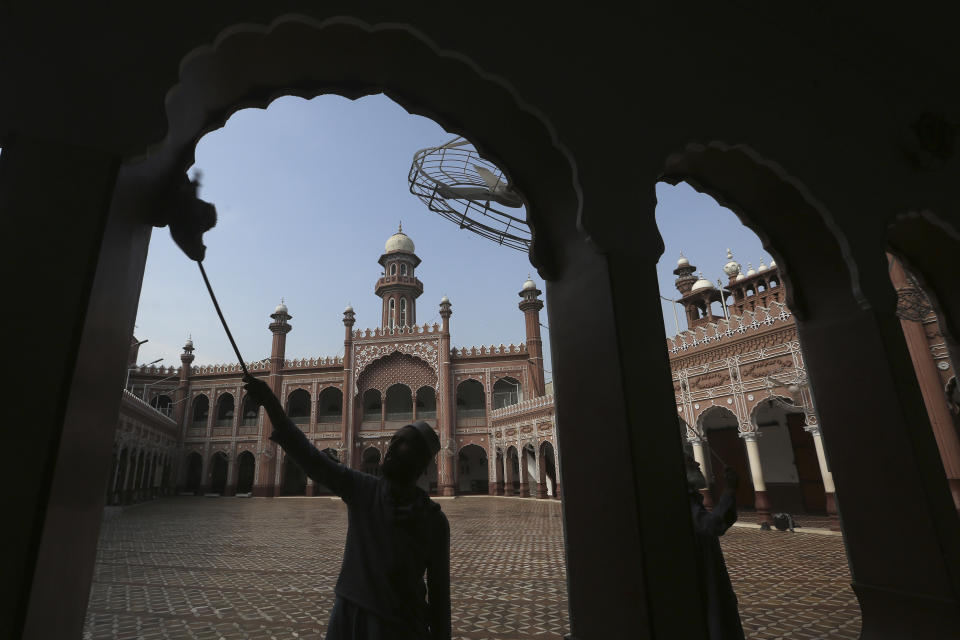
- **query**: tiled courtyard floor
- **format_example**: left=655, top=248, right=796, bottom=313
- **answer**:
left=84, top=496, right=861, bottom=639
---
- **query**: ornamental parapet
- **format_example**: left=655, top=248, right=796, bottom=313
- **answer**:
left=666, top=302, right=793, bottom=355
left=490, top=394, right=554, bottom=421
left=452, top=343, right=527, bottom=359
left=353, top=324, right=441, bottom=339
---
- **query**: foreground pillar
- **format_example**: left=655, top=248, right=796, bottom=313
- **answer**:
left=548, top=232, right=707, bottom=639
left=437, top=298, right=455, bottom=496
left=2, top=135, right=146, bottom=640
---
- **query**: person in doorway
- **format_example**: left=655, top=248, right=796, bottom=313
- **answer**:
left=685, top=452, right=745, bottom=640
left=243, top=375, right=451, bottom=640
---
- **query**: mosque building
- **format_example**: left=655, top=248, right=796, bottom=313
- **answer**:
left=116, top=226, right=559, bottom=502
left=114, top=232, right=959, bottom=526
left=667, top=249, right=959, bottom=525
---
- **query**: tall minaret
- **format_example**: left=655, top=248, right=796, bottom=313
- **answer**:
left=342, top=304, right=356, bottom=467
left=519, top=276, right=546, bottom=397
left=174, top=337, right=195, bottom=433
left=376, top=224, right=423, bottom=329
left=260, top=301, right=291, bottom=497
left=438, top=295, right=454, bottom=496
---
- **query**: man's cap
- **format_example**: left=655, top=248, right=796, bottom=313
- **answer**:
left=409, top=420, right=441, bottom=457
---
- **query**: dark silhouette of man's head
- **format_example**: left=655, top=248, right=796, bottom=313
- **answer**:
left=382, top=421, right=441, bottom=484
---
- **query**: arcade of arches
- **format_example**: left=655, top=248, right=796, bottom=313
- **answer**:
left=6, top=7, right=960, bottom=640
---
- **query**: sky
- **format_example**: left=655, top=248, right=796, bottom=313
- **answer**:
left=133, top=94, right=770, bottom=375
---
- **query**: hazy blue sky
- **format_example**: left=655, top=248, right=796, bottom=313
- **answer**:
left=133, top=95, right=770, bottom=376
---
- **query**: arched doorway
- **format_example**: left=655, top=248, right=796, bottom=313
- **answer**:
left=209, top=452, right=228, bottom=495
left=235, top=451, right=255, bottom=494
left=416, top=386, right=436, bottom=420
left=506, top=446, right=520, bottom=496
left=457, top=444, right=488, bottom=494
left=539, top=441, right=558, bottom=498
left=184, top=452, right=202, bottom=495
left=751, top=397, right=825, bottom=514
left=362, top=447, right=382, bottom=477
left=361, top=389, right=382, bottom=429
left=492, top=377, right=522, bottom=409
left=281, top=456, right=307, bottom=496
left=697, top=406, right=753, bottom=508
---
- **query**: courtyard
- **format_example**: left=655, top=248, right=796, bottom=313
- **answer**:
left=84, top=497, right=861, bottom=639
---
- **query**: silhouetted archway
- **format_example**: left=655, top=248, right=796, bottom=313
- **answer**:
left=236, top=451, right=255, bottom=494
left=209, top=452, right=228, bottom=494
left=185, top=452, right=202, bottom=495
left=458, top=444, right=488, bottom=494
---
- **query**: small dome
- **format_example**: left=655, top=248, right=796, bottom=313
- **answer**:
left=677, top=252, right=690, bottom=267
left=735, top=272, right=745, bottom=281
left=522, top=275, right=537, bottom=291
left=691, top=273, right=714, bottom=292
left=769, top=258, right=777, bottom=268
left=746, top=263, right=756, bottom=276
left=184, top=338, right=193, bottom=349
left=274, top=300, right=288, bottom=315
left=384, top=223, right=415, bottom=254
left=440, top=295, right=451, bottom=305
left=344, top=304, right=354, bottom=314
left=722, top=248, right=741, bottom=277
left=758, top=260, right=768, bottom=272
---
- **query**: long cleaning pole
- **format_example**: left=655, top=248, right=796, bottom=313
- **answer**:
left=198, top=262, right=249, bottom=377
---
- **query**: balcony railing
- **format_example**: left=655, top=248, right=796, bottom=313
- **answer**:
left=318, top=413, right=341, bottom=423
left=215, top=418, right=233, bottom=428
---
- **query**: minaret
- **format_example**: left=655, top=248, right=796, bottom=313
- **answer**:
left=376, top=224, right=423, bottom=329
left=260, top=301, right=291, bottom=497
left=342, top=304, right=356, bottom=467
left=519, top=276, right=546, bottom=397
left=174, top=337, right=195, bottom=432
left=438, top=296, right=455, bottom=496
left=673, top=252, right=697, bottom=295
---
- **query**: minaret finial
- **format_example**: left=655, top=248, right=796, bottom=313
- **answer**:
left=398, top=221, right=403, bottom=233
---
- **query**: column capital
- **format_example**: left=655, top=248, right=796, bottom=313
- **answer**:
left=739, top=430, right=760, bottom=442
left=803, top=424, right=821, bottom=436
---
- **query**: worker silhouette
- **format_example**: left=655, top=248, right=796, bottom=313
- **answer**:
left=685, top=452, right=745, bottom=640
left=243, top=375, right=451, bottom=640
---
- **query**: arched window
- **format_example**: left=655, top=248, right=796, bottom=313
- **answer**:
left=191, top=395, right=209, bottom=427
left=400, top=263, right=407, bottom=275
left=389, top=298, right=396, bottom=328
left=390, top=263, right=397, bottom=275
left=317, top=387, right=343, bottom=423
left=241, top=395, right=259, bottom=426
left=215, top=393, right=234, bottom=427
left=493, top=377, right=522, bottom=408
left=286, top=389, right=311, bottom=424
left=400, top=298, right=407, bottom=327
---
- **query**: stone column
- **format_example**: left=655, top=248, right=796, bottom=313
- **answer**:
left=224, top=446, right=237, bottom=497
left=438, top=298, right=455, bottom=496
left=535, top=447, right=549, bottom=498
left=689, top=437, right=713, bottom=509
left=890, top=257, right=960, bottom=512
left=741, top=432, right=772, bottom=525
left=518, top=446, right=530, bottom=497
left=805, top=425, right=837, bottom=517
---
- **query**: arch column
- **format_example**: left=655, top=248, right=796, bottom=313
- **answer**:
left=437, top=299, right=455, bottom=496
left=804, top=425, right=837, bottom=518
left=741, top=432, right=772, bottom=525
left=224, top=447, right=237, bottom=497
left=535, top=446, right=549, bottom=499
left=688, top=437, right=713, bottom=509
left=518, top=444, right=530, bottom=497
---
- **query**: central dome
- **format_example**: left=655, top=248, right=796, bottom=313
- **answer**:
left=385, top=223, right=415, bottom=254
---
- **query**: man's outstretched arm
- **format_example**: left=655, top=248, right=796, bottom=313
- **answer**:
left=243, top=375, right=355, bottom=498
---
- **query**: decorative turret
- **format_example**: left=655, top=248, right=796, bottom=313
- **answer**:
left=673, top=252, right=697, bottom=295
left=722, top=249, right=741, bottom=281
left=376, top=223, right=424, bottom=329
left=180, top=336, right=195, bottom=368
left=519, top=276, right=546, bottom=397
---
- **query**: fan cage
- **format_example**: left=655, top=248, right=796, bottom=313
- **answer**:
left=408, top=137, right=531, bottom=251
